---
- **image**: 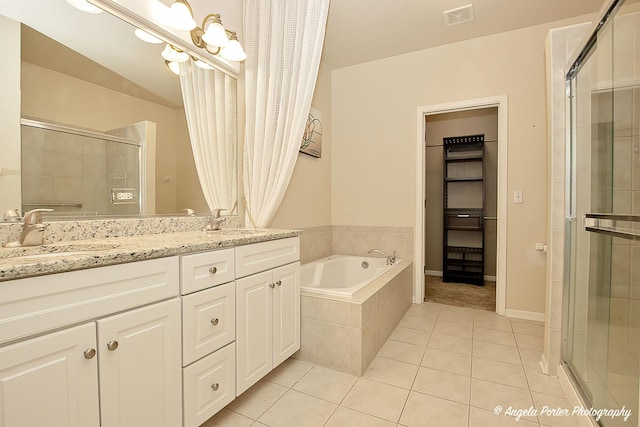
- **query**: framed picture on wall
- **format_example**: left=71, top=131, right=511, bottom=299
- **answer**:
left=300, top=107, right=322, bottom=158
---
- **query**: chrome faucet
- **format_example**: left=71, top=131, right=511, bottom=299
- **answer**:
left=368, top=248, right=397, bottom=265
left=3, top=208, right=53, bottom=247
left=203, top=209, right=226, bottom=231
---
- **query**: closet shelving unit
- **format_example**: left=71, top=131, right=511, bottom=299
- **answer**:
left=443, top=134, right=485, bottom=286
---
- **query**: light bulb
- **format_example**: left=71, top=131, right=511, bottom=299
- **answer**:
left=134, top=29, right=163, bottom=44
left=194, top=59, right=214, bottom=70
left=202, top=22, right=229, bottom=47
left=165, top=60, right=181, bottom=75
left=165, top=0, right=196, bottom=31
left=65, top=0, right=102, bottom=14
left=161, top=44, right=189, bottom=63
left=220, top=39, right=246, bottom=62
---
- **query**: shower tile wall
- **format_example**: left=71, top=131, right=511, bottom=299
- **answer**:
left=21, top=125, right=140, bottom=216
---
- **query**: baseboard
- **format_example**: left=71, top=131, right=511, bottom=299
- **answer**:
left=558, top=364, right=599, bottom=427
left=505, top=309, right=545, bottom=322
left=425, top=270, right=496, bottom=282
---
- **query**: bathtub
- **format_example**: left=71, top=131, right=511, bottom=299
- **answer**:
left=301, top=255, right=399, bottom=298
left=297, top=254, right=414, bottom=376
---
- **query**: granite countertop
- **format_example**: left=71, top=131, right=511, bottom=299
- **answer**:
left=0, top=228, right=300, bottom=282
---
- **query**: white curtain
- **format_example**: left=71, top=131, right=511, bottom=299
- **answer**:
left=179, top=60, right=238, bottom=214
left=243, top=0, right=330, bottom=227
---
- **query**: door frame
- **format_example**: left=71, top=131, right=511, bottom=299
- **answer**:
left=414, top=95, right=508, bottom=315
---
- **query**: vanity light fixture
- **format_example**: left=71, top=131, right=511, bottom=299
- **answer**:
left=134, top=29, right=163, bottom=44
left=164, top=0, right=197, bottom=31
left=161, top=44, right=189, bottom=63
left=165, top=0, right=246, bottom=62
left=165, top=60, right=181, bottom=75
left=193, top=58, right=214, bottom=70
left=65, top=0, right=102, bottom=14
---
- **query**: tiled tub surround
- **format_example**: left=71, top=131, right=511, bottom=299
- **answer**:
left=296, top=260, right=413, bottom=376
left=0, top=224, right=298, bottom=281
left=299, top=225, right=332, bottom=264
left=299, top=225, right=414, bottom=264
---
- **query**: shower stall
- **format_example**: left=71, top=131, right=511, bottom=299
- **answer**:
left=563, top=0, right=640, bottom=425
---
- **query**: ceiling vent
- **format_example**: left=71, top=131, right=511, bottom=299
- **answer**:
left=443, top=4, right=474, bottom=26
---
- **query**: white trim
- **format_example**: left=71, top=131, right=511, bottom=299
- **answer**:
left=505, top=309, right=545, bottom=322
left=415, top=95, right=508, bottom=314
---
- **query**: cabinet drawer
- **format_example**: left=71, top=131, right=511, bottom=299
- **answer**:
left=445, top=210, right=483, bottom=230
left=182, top=282, right=235, bottom=366
left=235, top=237, right=300, bottom=278
left=181, top=249, right=235, bottom=294
left=183, top=343, right=236, bottom=427
left=0, top=257, right=179, bottom=345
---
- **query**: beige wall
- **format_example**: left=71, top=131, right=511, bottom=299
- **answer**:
left=270, top=61, right=332, bottom=229
left=330, top=15, right=592, bottom=314
left=21, top=62, right=195, bottom=214
left=0, top=15, right=21, bottom=213
left=425, top=108, right=498, bottom=277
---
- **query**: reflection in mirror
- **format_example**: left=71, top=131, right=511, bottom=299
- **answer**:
left=0, top=0, right=238, bottom=218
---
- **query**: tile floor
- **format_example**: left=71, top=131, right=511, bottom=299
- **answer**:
left=205, top=302, right=580, bottom=427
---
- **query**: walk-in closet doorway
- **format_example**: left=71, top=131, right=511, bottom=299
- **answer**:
left=414, top=96, right=508, bottom=314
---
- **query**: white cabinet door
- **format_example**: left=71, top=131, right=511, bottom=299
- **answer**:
left=183, top=343, right=236, bottom=427
left=236, top=270, right=273, bottom=395
left=97, top=298, right=182, bottom=427
left=273, top=262, right=300, bottom=366
left=0, top=323, right=99, bottom=427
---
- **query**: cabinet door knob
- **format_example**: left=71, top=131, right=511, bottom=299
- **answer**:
left=276, top=280, right=282, bottom=286
left=84, top=348, right=96, bottom=359
left=211, top=383, right=219, bottom=391
left=209, top=266, right=217, bottom=274
left=269, top=283, right=275, bottom=289
left=210, top=318, right=219, bottom=326
left=106, top=341, right=119, bottom=351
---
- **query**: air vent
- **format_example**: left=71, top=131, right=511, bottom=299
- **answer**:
left=443, top=4, right=474, bottom=26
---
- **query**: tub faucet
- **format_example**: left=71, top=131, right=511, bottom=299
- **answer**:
left=368, top=248, right=395, bottom=265
left=203, top=209, right=226, bottom=231
left=3, top=208, right=53, bottom=247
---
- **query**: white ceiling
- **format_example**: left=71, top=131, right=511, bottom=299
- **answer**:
left=0, top=0, right=606, bottom=106
left=321, top=0, right=605, bottom=69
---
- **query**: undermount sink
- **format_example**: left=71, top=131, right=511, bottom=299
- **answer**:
left=1, top=243, right=117, bottom=260
left=204, top=229, right=261, bottom=235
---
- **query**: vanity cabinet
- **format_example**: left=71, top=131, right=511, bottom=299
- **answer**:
left=0, top=298, right=181, bottom=427
left=235, top=238, right=300, bottom=395
left=180, top=251, right=237, bottom=427
left=0, top=234, right=301, bottom=427
left=0, top=323, right=100, bottom=427
left=0, top=257, right=181, bottom=427
left=98, top=298, right=182, bottom=427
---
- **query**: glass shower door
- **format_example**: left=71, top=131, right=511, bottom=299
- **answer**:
left=563, top=1, right=640, bottom=425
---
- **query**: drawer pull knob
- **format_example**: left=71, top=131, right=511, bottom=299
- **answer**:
left=84, top=348, right=96, bottom=359
left=209, top=266, right=217, bottom=274
left=106, top=341, right=119, bottom=351
left=211, top=383, right=220, bottom=391
left=269, top=283, right=275, bottom=289
left=276, top=280, right=282, bottom=286
left=210, top=318, right=219, bottom=326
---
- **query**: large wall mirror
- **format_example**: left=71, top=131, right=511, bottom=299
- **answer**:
left=0, top=0, right=238, bottom=218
